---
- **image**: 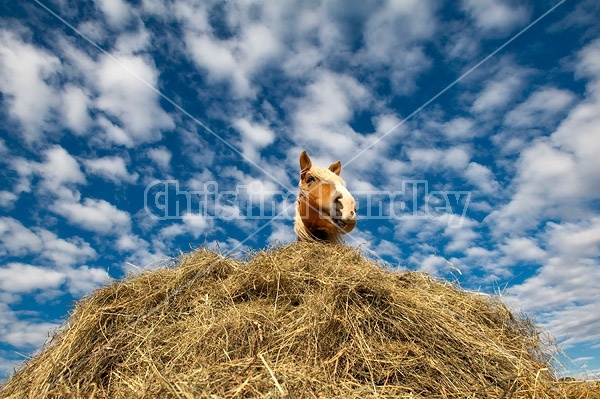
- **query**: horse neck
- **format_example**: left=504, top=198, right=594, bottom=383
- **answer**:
left=294, top=193, right=342, bottom=244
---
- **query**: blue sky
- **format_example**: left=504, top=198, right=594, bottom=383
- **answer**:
left=1, top=0, right=599, bottom=381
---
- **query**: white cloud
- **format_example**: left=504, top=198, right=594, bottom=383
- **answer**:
left=115, top=233, right=167, bottom=272
left=487, top=141, right=581, bottom=233
left=0, top=217, right=97, bottom=267
left=182, top=213, right=212, bottom=239
left=175, top=0, right=287, bottom=97
left=543, top=303, right=600, bottom=350
left=4, top=146, right=86, bottom=199
left=9, top=157, right=35, bottom=194
left=178, top=128, right=217, bottom=169
left=97, top=116, right=133, bottom=147
left=373, top=114, right=403, bottom=136
left=233, top=118, right=275, bottom=161
left=457, top=246, right=511, bottom=282
left=468, top=60, right=532, bottom=118
left=0, top=263, right=65, bottom=293
left=545, top=218, right=600, bottom=259
left=0, top=218, right=105, bottom=359
left=281, top=44, right=322, bottom=78
left=552, top=103, right=600, bottom=188
left=37, top=230, right=97, bottom=267
left=38, top=146, right=86, bottom=196
left=471, top=75, right=524, bottom=114
left=575, top=36, right=600, bottom=80
left=462, top=0, right=530, bottom=34
left=54, top=35, right=100, bottom=88
left=257, top=4, right=334, bottom=79
left=464, top=246, right=497, bottom=259
left=364, top=0, right=436, bottom=44
left=395, top=213, right=478, bottom=254
left=291, top=71, right=370, bottom=157
left=94, top=0, right=134, bottom=28
left=0, top=29, right=60, bottom=142
left=500, top=237, right=546, bottom=262
left=0, top=304, right=59, bottom=348
left=186, top=35, right=244, bottom=90
left=234, top=119, right=275, bottom=148
left=83, top=155, right=138, bottom=184
left=95, top=53, right=174, bottom=146
left=60, top=84, right=91, bottom=134
left=407, top=146, right=471, bottom=171
left=444, top=225, right=478, bottom=253
left=64, top=266, right=110, bottom=297
left=464, top=162, right=499, bottom=195
left=358, top=0, right=436, bottom=92
left=238, top=24, right=282, bottom=73
left=0, top=217, right=42, bottom=257
left=115, top=233, right=145, bottom=252
left=0, top=191, right=17, bottom=209
left=373, top=239, right=403, bottom=259
left=266, top=220, right=296, bottom=245
left=52, top=198, right=131, bottom=234
left=435, top=214, right=480, bottom=255
left=115, top=27, right=150, bottom=54
left=158, top=223, right=186, bottom=240
left=172, top=0, right=210, bottom=32
left=444, top=27, right=480, bottom=61
left=507, top=257, right=600, bottom=348
left=141, top=0, right=167, bottom=15
left=504, top=87, right=576, bottom=128
left=440, top=117, right=477, bottom=139
left=0, top=351, right=20, bottom=381
left=147, top=147, right=172, bottom=171
left=77, top=20, right=107, bottom=43
left=549, top=0, right=600, bottom=39
left=416, top=254, right=451, bottom=275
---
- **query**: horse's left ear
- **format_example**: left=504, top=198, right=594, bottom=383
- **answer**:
left=300, top=150, right=312, bottom=178
left=329, top=160, right=342, bottom=175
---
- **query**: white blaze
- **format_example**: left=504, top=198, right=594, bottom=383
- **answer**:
left=334, top=182, right=356, bottom=221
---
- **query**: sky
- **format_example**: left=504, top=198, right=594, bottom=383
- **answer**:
left=1, top=0, right=599, bottom=382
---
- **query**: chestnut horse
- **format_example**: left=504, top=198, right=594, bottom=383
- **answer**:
left=294, top=151, right=357, bottom=243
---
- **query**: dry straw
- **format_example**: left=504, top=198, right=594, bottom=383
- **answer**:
left=1, top=242, right=598, bottom=398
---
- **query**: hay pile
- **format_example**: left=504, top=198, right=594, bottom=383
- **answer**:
left=1, top=242, right=597, bottom=398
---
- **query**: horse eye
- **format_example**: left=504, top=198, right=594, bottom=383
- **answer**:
left=306, top=176, right=315, bottom=184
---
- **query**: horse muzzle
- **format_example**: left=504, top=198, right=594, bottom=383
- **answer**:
left=332, top=193, right=357, bottom=233
left=335, top=216, right=356, bottom=233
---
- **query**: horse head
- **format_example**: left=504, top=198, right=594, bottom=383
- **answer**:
left=294, top=150, right=356, bottom=243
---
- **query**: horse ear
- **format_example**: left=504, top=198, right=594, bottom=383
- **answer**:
left=329, top=160, right=342, bottom=175
left=300, top=151, right=312, bottom=176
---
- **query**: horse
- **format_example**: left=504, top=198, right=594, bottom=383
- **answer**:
left=294, top=150, right=357, bottom=244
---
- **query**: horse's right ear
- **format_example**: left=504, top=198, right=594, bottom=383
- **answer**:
left=329, top=160, right=341, bottom=175
left=300, top=151, right=312, bottom=177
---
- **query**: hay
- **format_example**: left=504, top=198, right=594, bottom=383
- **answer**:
left=1, top=242, right=597, bottom=398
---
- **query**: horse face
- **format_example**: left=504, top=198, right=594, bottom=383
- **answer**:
left=299, top=151, right=357, bottom=235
